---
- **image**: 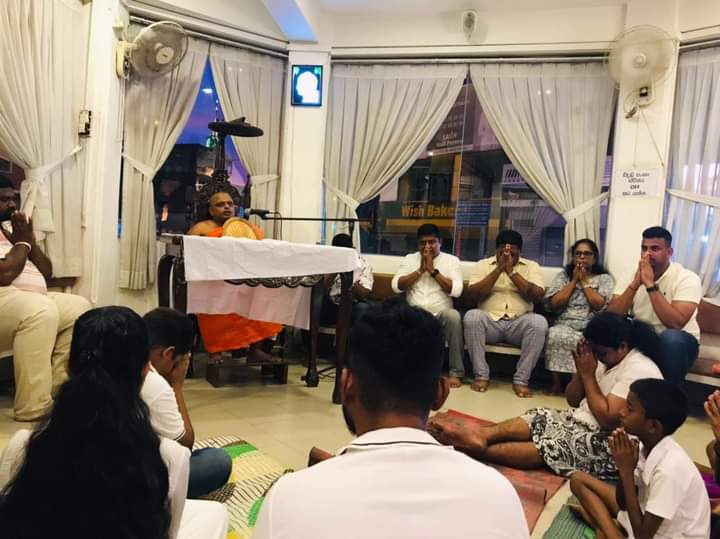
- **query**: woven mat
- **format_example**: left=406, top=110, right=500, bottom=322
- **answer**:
left=195, top=436, right=293, bottom=539
left=446, top=410, right=567, bottom=533
left=542, top=496, right=595, bottom=539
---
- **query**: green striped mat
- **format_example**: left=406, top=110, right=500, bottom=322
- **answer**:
left=195, top=436, right=293, bottom=539
left=543, top=496, right=595, bottom=539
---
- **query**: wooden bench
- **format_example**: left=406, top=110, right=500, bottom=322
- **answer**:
left=687, top=299, right=720, bottom=387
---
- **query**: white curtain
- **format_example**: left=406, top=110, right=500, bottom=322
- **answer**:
left=666, top=46, right=720, bottom=298
left=120, top=37, right=209, bottom=289
left=324, top=64, right=466, bottom=242
left=0, top=0, right=86, bottom=276
left=470, top=63, right=615, bottom=258
left=209, top=44, right=285, bottom=237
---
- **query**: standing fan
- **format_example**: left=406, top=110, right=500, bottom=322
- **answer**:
left=607, top=25, right=676, bottom=118
left=116, top=21, right=188, bottom=79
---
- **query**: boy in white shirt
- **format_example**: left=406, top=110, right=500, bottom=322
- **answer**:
left=143, top=308, right=232, bottom=498
left=570, top=378, right=710, bottom=539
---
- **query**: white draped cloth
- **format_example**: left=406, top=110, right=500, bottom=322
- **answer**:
left=666, top=46, right=720, bottom=298
left=119, top=36, right=209, bottom=290
left=183, top=236, right=359, bottom=329
left=470, top=63, right=615, bottom=259
left=0, top=0, right=86, bottom=276
left=209, top=45, right=285, bottom=238
left=324, top=64, right=466, bottom=243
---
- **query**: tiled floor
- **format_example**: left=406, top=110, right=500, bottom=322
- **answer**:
left=0, top=363, right=714, bottom=538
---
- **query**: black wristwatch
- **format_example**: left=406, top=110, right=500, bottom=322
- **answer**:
left=645, top=284, right=660, bottom=293
left=431, top=269, right=440, bottom=278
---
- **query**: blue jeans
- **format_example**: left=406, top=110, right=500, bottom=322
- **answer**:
left=188, top=447, right=232, bottom=499
left=654, top=329, right=699, bottom=385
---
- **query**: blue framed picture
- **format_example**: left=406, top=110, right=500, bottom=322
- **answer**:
left=291, top=65, right=323, bottom=107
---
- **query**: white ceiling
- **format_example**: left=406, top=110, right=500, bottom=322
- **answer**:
left=318, top=0, right=627, bottom=15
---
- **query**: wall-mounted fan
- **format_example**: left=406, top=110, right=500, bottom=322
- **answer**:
left=608, top=25, right=676, bottom=118
left=116, top=21, right=188, bottom=79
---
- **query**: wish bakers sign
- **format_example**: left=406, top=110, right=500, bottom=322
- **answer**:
left=614, top=168, right=661, bottom=198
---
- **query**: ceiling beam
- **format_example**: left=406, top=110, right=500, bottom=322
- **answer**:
left=261, top=0, right=318, bottom=42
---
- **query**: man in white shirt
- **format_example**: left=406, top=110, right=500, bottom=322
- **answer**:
left=253, top=300, right=529, bottom=539
left=608, top=226, right=702, bottom=384
left=143, top=308, right=232, bottom=498
left=391, top=223, right=465, bottom=387
left=464, top=230, right=547, bottom=397
left=0, top=175, right=90, bottom=421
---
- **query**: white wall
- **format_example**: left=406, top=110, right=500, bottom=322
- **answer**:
left=679, top=0, right=720, bottom=41
left=605, top=0, right=679, bottom=282
left=75, top=0, right=158, bottom=313
left=328, top=5, right=626, bottom=56
left=277, top=47, right=331, bottom=243
left=126, top=0, right=287, bottom=49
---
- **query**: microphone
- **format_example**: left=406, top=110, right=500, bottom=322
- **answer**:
left=244, top=208, right=272, bottom=218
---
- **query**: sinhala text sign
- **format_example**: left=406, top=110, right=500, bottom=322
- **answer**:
left=615, top=168, right=661, bottom=197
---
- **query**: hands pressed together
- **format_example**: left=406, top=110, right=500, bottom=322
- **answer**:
left=572, top=340, right=598, bottom=378
left=496, top=245, right=515, bottom=275
left=8, top=211, right=35, bottom=247
left=609, top=427, right=640, bottom=474
left=630, top=253, right=655, bottom=290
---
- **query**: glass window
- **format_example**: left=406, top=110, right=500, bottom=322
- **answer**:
left=356, top=81, right=612, bottom=265
left=152, top=61, right=247, bottom=234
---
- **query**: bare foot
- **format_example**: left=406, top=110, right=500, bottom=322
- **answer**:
left=427, top=412, right=488, bottom=457
left=208, top=353, right=223, bottom=365
left=470, top=379, right=489, bottom=392
left=247, top=344, right=282, bottom=364
left=545, top=382, right=564, bottom=396
left=448, top=376, right=462, bottom=388
left=513, top=383, right=533, bottom=398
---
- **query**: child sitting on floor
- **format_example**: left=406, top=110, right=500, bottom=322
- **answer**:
left=569, top=378, right=710, bottom=539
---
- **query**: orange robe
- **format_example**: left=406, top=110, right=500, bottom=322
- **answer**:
left=196, top=225, right=283, bottom=353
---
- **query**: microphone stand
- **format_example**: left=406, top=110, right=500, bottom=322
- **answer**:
left=258, top=213, right=366, bottom=237
left=255, top=213, right=366, bottom=403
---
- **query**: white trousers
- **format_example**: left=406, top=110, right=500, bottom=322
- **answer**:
left=0, top=287, right=90, bottom=420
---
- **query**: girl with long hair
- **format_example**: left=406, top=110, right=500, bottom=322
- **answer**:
left=0, top=306, right=227, bottom=539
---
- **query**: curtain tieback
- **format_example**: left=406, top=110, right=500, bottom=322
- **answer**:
left=562, top=192, right=609, bottom=222
left=21, top=145, right=83, bottom=234
left=122, top=153, right=156, bottom=179
left=322, top=179, right=360, bottom=211
left=250, top=174, right=279, bottom=187
left=667, top=189, right=720, bottom=209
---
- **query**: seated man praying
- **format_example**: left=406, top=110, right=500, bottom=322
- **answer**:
left=0, top=175, right=90, bottom=421
left=607, top=226, right=702, bottom=384
left=188, top=189, right=282, bottom=364
left=463, top=229, right=547, bottom=397
left=429, top=312, right=663, bottom=479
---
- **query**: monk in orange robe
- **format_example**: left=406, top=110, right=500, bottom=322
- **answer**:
left=188, top=191, right=282, bottom=363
